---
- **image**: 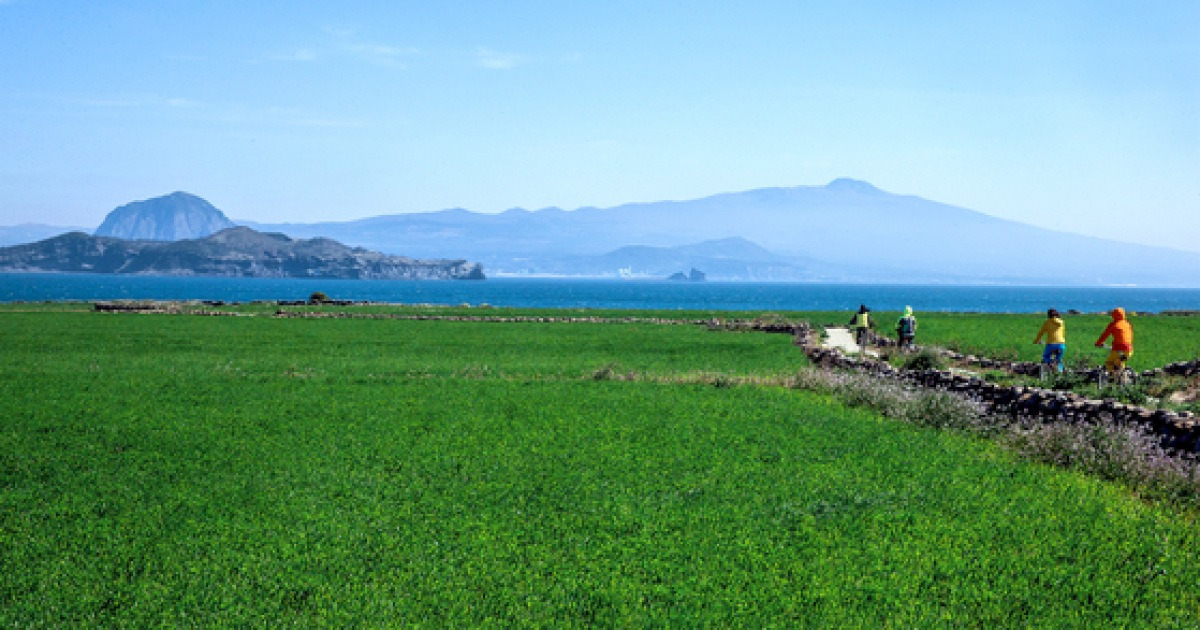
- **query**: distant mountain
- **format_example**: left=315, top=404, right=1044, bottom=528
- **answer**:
left=0, top=224, right=87, bottom=248
left=522, top=238, right=818, bottom=280
left=6, top=179, right=1198, bottom=285
left=0, top=227, right=484, bottom=280
left=243, top=179, right=1200, bottom=286
left=95, top=192, right=235, bottom=241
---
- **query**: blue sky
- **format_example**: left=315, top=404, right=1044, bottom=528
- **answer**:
left=2, top=1, right=1197, bottom=252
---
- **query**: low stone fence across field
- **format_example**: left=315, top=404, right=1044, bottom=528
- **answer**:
left=271, top=311, right=824, bottom=338
left=93, top=301, right=249, bottom=316
left=804, top=344, right=1200, bottom=453
left=275, top=309, right=717, bottom=326
left=93, top=301, right=168, bottom=313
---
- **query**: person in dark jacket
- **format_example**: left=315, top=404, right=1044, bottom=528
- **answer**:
left=848, top=304, right=872, bottom=347
left=895, top=305, right=918, bottom=351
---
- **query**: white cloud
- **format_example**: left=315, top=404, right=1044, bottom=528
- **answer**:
left=317, top=26, right=416, bottom=67
left=477, top=47, right=525, bottom=70
left=268, top=48, right=319, bottom=62
left=345, top=43, right=411, bottom=67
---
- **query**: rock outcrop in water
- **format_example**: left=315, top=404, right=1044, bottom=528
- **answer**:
left=0, top=227, right=485, bottom=280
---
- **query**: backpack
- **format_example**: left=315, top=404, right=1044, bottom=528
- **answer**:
left=898, top=316, right=915, bottom=336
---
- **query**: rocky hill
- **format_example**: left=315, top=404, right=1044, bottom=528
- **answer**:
left=95, top=191, right=235, bottom=240
left=0, top=227, right=485, bottom=280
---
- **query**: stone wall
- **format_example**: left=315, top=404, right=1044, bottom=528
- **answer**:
left=802, top=338, right=1200, bottom=453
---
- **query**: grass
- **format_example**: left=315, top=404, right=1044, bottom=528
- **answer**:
left=4, top=307, right=1200, bottom=625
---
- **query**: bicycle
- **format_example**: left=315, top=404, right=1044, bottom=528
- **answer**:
left=1101, top=366, right=1137, bottom=388
left=1038, top=360, right=1056, bottom=382
left=1094, top=344, right=1137, bottom=389
left=1035, top=341, right=1064, bottom=382
left=854, top=327, right=872, bottom=354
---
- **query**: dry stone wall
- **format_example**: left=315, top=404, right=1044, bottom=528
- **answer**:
left=803, top=337, right=1200, bottom=454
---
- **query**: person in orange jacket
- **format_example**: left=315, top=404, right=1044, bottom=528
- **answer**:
left=1094, top=307, right=1134, bottom=374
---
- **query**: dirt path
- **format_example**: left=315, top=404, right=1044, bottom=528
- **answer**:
left=823, top=327, right=877, bottom=357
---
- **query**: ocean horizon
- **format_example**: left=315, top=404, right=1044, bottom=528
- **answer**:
left=3, top=272, right=1200, bottom=314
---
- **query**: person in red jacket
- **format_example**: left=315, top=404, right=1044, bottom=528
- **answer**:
left=1094, top=307, right=1134, bottom=374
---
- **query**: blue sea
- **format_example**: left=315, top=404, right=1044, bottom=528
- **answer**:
left=3, top=273, right=1200, bottom=313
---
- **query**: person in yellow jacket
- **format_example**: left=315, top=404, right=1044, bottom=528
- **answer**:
left=1095, top=307, right=1134, bottom=374
left=1033, top=308, right=1066, bottom=372
left=847, top=304, right=873, bottom=347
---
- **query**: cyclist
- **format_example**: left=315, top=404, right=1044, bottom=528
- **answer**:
left=1033, top=308, right=1066, bottom=373
left=895, top=306, right=918, bottom=351
left=1094, top=307, right=1134, bottom=376
left=848, top=304, right=873, bottom=348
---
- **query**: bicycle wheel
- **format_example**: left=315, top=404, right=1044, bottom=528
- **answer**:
left=1118, top=369, right=1137, bottom=387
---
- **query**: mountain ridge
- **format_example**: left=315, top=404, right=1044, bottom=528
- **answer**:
left=238, top=179, right=1200, bottom=286
left=5, top=180, right=1199, bottom=286
left=0, top=226, right=485, bottom=280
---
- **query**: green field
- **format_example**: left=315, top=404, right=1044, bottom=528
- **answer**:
left=4, top=306, right=1200, bottom=626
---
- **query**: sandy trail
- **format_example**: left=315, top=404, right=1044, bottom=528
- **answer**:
left=823, top=326, right=877, bottom=357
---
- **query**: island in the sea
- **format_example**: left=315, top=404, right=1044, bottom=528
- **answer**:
left=0, top=226, right=485, bottom=280
left=667, top=268, right=706, bottom=282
